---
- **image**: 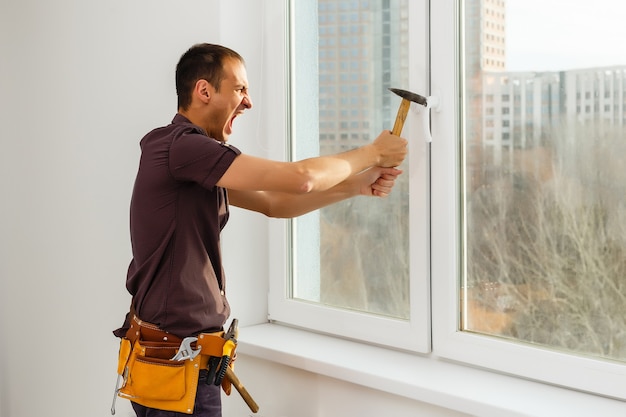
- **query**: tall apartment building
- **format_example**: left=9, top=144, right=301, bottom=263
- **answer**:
left=318, top=0, right=409, bottom=155
left=465, top=0, right=506, bottom=75
left=464, top=0, right=507, bottom=187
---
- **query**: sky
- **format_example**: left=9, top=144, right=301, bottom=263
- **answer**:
left=506, top=0, right=626, bottom=71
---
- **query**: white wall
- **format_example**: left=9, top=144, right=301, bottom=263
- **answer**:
left=0, top=1, right=266, bottom=416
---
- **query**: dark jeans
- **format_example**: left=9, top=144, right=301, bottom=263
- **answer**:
left=132, top=370, right=222, bottom=417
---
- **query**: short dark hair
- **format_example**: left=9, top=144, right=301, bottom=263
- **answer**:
left=175, top=43, right=245, bottom=110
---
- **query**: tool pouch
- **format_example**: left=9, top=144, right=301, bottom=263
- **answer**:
left=115, top=337, right=204, bottom=414
left=196, top=332, right=236, bottom=395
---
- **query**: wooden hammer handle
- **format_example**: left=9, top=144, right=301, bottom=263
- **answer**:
left=391, top=98, right=411, bottom=136
left=225, top=366, right=260, bottom=413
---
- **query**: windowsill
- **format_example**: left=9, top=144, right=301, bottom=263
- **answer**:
left=238, top=323, right=626, bottom=417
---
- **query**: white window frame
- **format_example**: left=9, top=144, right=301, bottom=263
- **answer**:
left=267, top=0, right=432, bottom=353
left=429, top=0, right=626, bottom=400
left=264, top=0, right=626, bottom=402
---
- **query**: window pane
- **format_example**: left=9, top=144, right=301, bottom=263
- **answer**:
left=292, top=0, right=410, bottom=319
left=462, top=0, right=626, bottom=362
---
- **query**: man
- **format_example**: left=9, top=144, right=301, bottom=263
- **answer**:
left=114, top=43, right=407, bottom=417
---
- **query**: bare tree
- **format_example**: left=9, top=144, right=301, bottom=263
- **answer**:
left=466, top=122, right=626, bottom=361
left=320, top=172, right=410, bottom=319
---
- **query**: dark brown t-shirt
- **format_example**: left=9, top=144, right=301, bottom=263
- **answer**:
left=115, top=114, right=241, bottom=338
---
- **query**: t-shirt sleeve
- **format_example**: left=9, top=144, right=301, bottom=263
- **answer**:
left=169, top=130, right=241, bottom=189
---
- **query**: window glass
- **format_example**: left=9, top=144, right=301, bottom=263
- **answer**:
left=291, top=0, right=411, bottom=319
left=462, top=0, right=626, bottom=362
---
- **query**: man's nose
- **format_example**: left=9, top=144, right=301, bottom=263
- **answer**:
left=242, top=94, right=253, bottom=109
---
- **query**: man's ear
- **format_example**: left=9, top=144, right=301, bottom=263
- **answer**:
left=195, top=79, right=211, bottom=103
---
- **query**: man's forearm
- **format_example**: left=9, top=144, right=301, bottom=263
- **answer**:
left=295, top=145, right=378, bottom=193
left=229, top=166, right=402, bottom=217
left=264, top=180, right=358, bottom=218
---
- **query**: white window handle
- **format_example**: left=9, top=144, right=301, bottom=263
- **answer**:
left=422, top=94, right=441, bottom=143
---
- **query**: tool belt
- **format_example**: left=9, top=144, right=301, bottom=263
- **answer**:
left=111, top=315, right=236, bottom=415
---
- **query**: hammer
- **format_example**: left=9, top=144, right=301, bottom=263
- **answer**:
left=389, top=88, right=428, bottom=136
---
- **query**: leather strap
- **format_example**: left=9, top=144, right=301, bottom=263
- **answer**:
left=126, top=314, right=182, bottom=344
left=126, top=314, right=227, bottom=358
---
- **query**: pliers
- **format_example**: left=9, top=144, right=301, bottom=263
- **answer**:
left=206, top=318, right=238, bottom=385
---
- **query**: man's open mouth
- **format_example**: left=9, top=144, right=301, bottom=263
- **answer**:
left=228, top=114, right=238, bottom=130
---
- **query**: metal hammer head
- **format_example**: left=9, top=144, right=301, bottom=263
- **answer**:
left=389, top=88, right=427, bottom=106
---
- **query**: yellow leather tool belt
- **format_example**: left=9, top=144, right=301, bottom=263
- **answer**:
left=111, top=315, right=231, bottom=415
